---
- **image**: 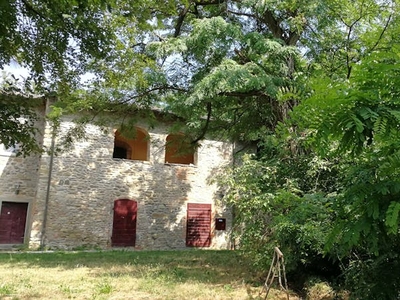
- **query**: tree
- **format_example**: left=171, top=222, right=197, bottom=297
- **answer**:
left=295, top=47, right=400, bottom=298
left=60, top=0, right=310, bottom=145
left=0, top=0, right=177, bottom=153
left=0, top=84, right=43, bottom=155
left=217, top=133, right=341, bottom=282
left=0, top=0, right=115, bottom=152
left=59, top=0, right=393, bottom=154
left=1, top=0, right=125, bottom=153
left=3, top=0, right=395, bottom=150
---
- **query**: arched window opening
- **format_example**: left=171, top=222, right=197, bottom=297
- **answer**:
left=113, top=128, right=149, bottom=161
left=165, top=134, right=195, bottom=165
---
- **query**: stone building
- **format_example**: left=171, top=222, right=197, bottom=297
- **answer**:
left=0, top=102, right=234, bottom=250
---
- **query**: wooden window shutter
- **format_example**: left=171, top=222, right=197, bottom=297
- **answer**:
left=186, top=203, right=211, bottom=247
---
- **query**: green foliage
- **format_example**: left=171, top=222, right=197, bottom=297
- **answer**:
left=0, top=0, right=181, bottom=89
left=96, top=281, right=113, bottom=294
left=0, top=79, right=43, bottom=155
left=149, top=15, right=305, bottom=141
left=298, top=50, right=400, bottom=155
left=0, top=0, right=178, bottom=152
left=2, top=0, right=113, bottom=85
left=218, top=136, right=339, bottom=276
left=386, top=202, right=400, bottom=235
left=342, top=250, right=400, bottom=300
left=304, top=0, right=395, bottom=78
left=0, top=283, right=14, bottom=296
left=3, top=0, right=394, bottom=152
left=293, top=42, right=400, bottom=297
left=326, top=145, right=400, bottom=256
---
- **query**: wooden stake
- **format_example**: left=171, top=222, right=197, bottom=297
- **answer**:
left=261, top=247, right=289, bottom=300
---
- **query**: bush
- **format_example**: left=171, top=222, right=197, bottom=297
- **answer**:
left=218, top=151, right=340, bottom=290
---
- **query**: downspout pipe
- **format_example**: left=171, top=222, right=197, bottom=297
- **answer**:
left=40, top=124, right=56, bottom=249
left=230, top=141, right=236, bottom=250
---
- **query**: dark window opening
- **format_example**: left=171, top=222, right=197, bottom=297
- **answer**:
left=113, top=146, right=127, bottom=159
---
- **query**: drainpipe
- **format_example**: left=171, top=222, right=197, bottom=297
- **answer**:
left=230, top=141, right=237, bottom=250
left=40, top=124, right=56, bottom=249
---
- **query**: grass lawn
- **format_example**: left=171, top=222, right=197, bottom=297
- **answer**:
left=0, top=249, right=296, bottom=300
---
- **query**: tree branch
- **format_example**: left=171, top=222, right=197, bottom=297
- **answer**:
left=193, top=0, right=226, bottom=6
left=286, top=31, right=300, bottom=46
left=21, top=0, right=47, bottom=20
left=345, top=16, right=363, bottom=79
left=191, top=102, right=212, bottom=144
left=121, top=85, right=188, bottom=104
left=174, top=5, right=190, bottom=37
left=261, top=10, right=284, bottom=41
left=370, top=13, right=392, bottom=53
left=218, top=90, right=268, bottom=98
left=227, top=9, right=256, bottom=19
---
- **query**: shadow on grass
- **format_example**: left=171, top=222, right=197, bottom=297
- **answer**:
left=0, top=249, right=258, bottom=286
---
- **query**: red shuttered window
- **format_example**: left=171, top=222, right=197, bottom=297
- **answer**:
left=186, top=203, right=211, bottom=247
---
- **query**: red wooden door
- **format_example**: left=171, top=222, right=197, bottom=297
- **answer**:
left=111, top=199, right=137, bottom=247
left=0, top=202, right=28, bottom=244
left=186, top=203, right=212, bottom=247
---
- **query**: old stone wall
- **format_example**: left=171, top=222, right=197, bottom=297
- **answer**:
left=0, top=105, right=47, bottom=247
left=30, top=116, right=234, bottom=250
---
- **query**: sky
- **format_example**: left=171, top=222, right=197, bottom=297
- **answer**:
left=1, top=61, right=30, bottom=82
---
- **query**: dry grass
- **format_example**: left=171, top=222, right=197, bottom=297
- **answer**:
left=0, top=250, right=298, bottom=300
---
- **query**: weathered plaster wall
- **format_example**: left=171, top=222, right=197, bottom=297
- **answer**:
left=30, top=116, right=233, bottom=250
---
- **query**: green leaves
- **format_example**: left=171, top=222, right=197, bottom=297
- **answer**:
left=217, top=140, right=339, bottom=272
left=386, top=201, right=400, bottom=235
left=287, top=14, right=400, bottom=296
left=296, top=48, right=400, bottom=157
left=148, top=14, right=305, bottom=141
left=0, top=93, right=42, bottom=155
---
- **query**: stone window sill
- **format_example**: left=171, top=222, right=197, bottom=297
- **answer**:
left=164, top=162, right=197, bottom=168
left=112, top=158, right=151, bottom=164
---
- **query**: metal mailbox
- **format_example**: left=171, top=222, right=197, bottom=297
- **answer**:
left=215, top=218, right=226, bottom=230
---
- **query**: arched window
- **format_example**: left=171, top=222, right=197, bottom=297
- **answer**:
left=165, top=134, right=195, bottom=165
left=113, top=128, right=149, bottom=161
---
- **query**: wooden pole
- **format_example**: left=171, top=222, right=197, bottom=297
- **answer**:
left=261, top=247, right=289, bottom=300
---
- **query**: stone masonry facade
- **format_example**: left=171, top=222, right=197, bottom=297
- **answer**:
left=0, top=105, right=234, bottom=250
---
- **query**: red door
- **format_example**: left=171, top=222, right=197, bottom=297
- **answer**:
left=0, top=202, right=28, bottom=244
left=186, top=203, right=212, bottom=247
left=111, top=199, right=137, bottom=247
